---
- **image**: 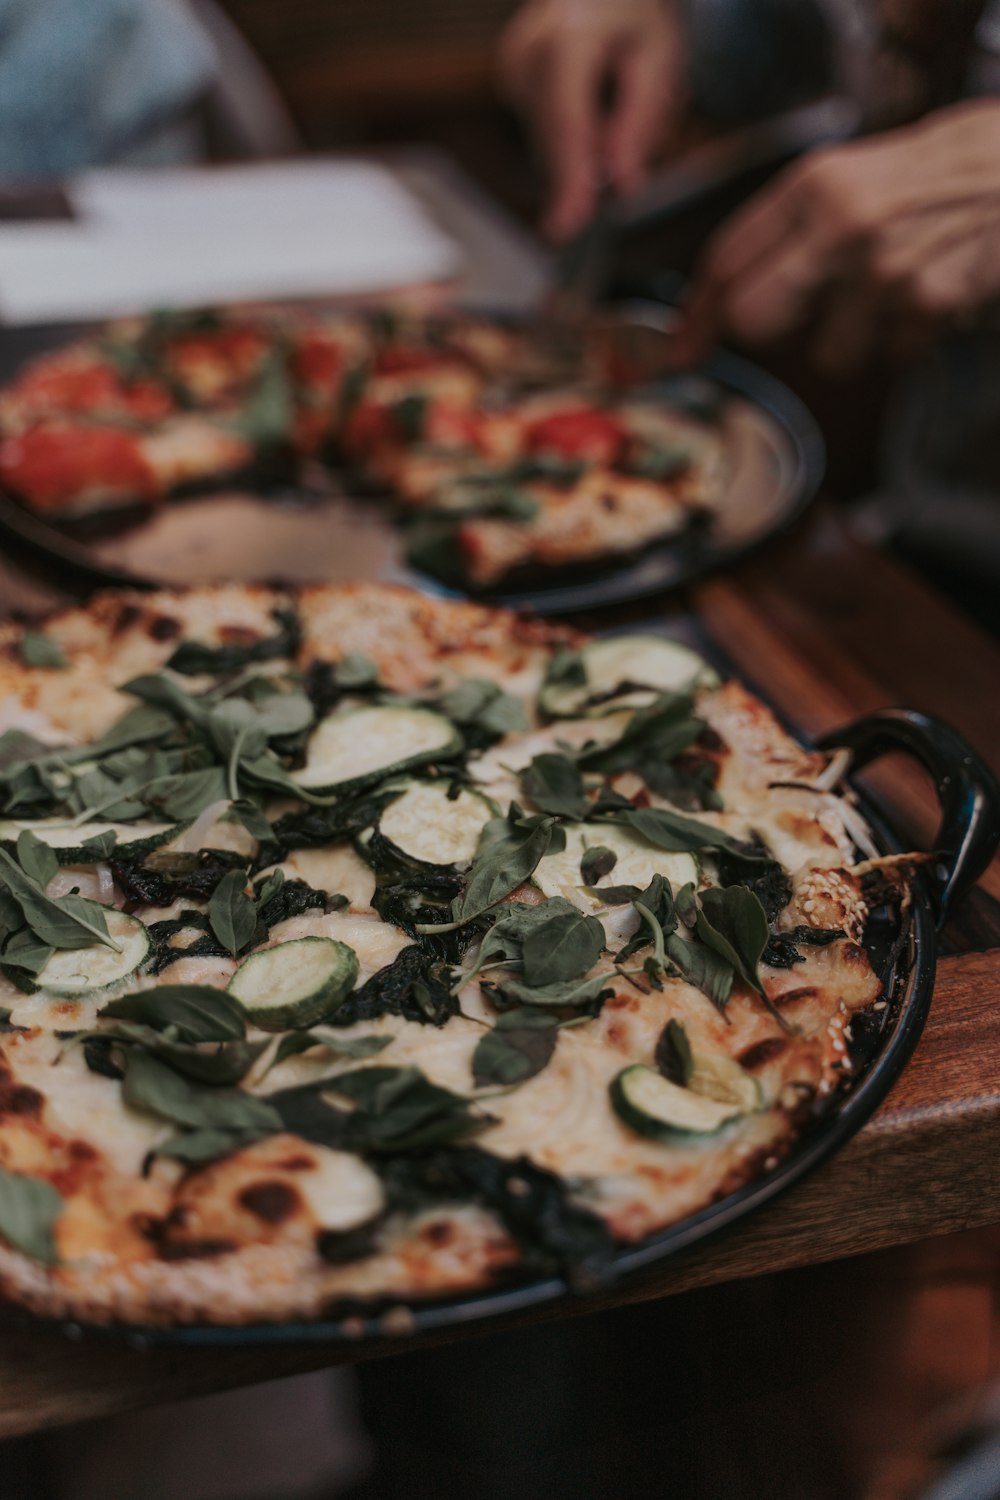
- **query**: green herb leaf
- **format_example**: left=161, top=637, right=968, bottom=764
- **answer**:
left=327, top=1064, right=489, bottom=1152
left=19, top=632, right=67, bottom=670
left=520, top=753, right=589, bottom=820
left=0, top=1167, right=62, bottom=1264
left=521, top=908, right=604, bottom=986
left=580, top=845, right=617, bottom=886
left=655, top=1018, right=694, bottom=1086
left=1, top=928, right=55, bottom=976
left=664, top=932, right=734, bottom=1011
left=577, top=693, right=704, bottom=777
left=79, top=830, right=118, bottom=860
left=0, top=846, right=115, bottom=951
left=419, top=808, right=563, bottom=932
left=208, top=869, right=257, bottom=957
left=439, top=678, right=527, bottom=742
left=472, top=1009, right=558, bottom=1087
left=334, top=653, right=379, bottom=690
left=15, top=829, right=58, bottom=890
left=146, top=1128, right=263, bottom=1168
left=490, top=971, right=612, bottom=1011
left=236, top=354, right=295, bottom=446
left=610, top=806, right=757, bottom=857
left=80, top=1021, right=267, bottom=1085
left=265, top=1029, right=392, bottom=1074
left=100, top=984, right=246, bottom=1042
left=123, top=1049, right=282, bottom=1131
left=696, top=886, right=770, bottom=998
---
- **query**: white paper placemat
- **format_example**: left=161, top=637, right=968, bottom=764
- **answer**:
left=0, top=161, right=463, bottom=324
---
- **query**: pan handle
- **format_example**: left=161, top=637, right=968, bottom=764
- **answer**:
left=817, top=709, right=1000, bottom=928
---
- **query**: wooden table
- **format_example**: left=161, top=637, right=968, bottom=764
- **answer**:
left=0, top=161, right=997, bottom=1446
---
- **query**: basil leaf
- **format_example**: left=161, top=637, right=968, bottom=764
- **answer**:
left=0, top=729, right=53, bottom=773
left=15, top=830, right=58, bottom=890
left=696, top=886, right=769, bottom=998
left=420, top=809, right=563, bottom=932
left=620, top=443, right=692, bottom=482
left=439, top=679, right=527, bottom=742
left=664, top=931, right=734, bottom=1010
left=328, top=1064, right=489, bottom=1152
left=655, top=1018, right=694, bottom=1086
left=147, top=1128, right=262, bottom=1168
left=0, top=1167, right=62, bottom=1264
left=79, top=830, right=118, bottom=860
left=521, top=908, right=604, bottom=986
left=2, top=928, right=55, bottom=976
left=208, top=869, right=257, bottom=957
left=123, top=1050, right=282, bottom=1131
left=100, top=984, right=246, bottom=1042
left=472, top=1009, right=558, bottom=1087
left=490, top=971, right=612, bottom=1010
left=580, top=845, right=617, bottom=886
left=141, top=767, right=230, bottom=821
left=578, top=693, right=703, bottom=771
left=391, top=392, right=428, bottom=442
left=80, top=1021, right=267, bottom=1085
left=19, top=632, right=67, bottom=670
left=614, top=874, right=677, bottom=965
left=612, top=806, right=756, bottom=857
left=520, top=753, right=589, bottom=820
left=231, top=799, right=275, bottom=846
left=0, top=847, right=115, bottom=951
left=236, top=353, right=295, bottom=446
left=265, top=1029, right=392, bottom=1074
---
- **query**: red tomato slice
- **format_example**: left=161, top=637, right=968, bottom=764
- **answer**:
left=0, top=425, right=156, bottom=511
left=424, top=402, right=483, bottom=450
left=292, top=334, right=343, bottom=390
left=524, top=407, right=625, bottom=464
left=15, top=362, right=173, bottom=424
left=341, top=399, right=397, bottom=458
left=373, top=345, right=462, bottom=377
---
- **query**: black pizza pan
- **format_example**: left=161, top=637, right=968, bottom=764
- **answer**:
left=30, top=701, right=995, bottom=1352
left=0, top=308, right=823, bottom=614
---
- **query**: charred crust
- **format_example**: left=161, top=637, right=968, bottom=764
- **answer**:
left=237, top=1180, right=301, bottom=1225
left=158, top=1238, right=238, bottom=1262
left=840, top=942, right=868, bottom=968
left=421, top=1219, right=454, bottom=1247
left=110, top=601, right=143, bottom=635
left=0, top=1069, right=43, bottom=1117
left=738, top=1037, right=789, bottom=1070
left=772, top=986, right=820, bottom=1009
left=148, top=614, right=182, bottom=641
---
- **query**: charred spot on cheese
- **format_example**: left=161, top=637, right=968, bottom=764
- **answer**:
left=738, top=1037, right=789, bottom=1070
left=0, top=1067, right=43, bottom=1117
left=238, top=1180, right=302, bottom=1225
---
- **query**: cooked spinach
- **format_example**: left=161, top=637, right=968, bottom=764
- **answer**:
left=166, top=607, right=300, bottom=677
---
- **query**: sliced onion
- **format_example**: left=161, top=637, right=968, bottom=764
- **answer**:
left=172, top=799, right=233, bottom=854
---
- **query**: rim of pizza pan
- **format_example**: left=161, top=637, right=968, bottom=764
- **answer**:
left=0, top=335, right=825, bottom=611
left=28, top=789, right=931, bottom=1353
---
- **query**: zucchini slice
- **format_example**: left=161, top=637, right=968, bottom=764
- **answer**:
left=534, top=823, right=697, bottom=906
left=689, top=1049, right=762, bottom=1112
left=610, top=1064, right=744, bottom=1139
left=293, top=706, right=462, bottom=794
left=228, top=936, right=359, bottom=1030
left=0, top=819, right=180, bottom=865
left=541, top=636, right=718, bottom=720
left=378, top=781, right=495, bottom=867
left=31, top=911, right=151, bottom=997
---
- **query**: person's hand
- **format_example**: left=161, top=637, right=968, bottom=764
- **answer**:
left=677, top=100, right=1000, bottom=373
left=498, top=0, right=684, bottom=240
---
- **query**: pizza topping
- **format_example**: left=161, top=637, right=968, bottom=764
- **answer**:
left=471, top=1009, right=560, bottom=1088
left=377, top=782, right=496, bottom=869
left=293, top=706, right=462, bottom=794
left=610, top=1065, right=747, bottom=1139
left=0, top=424, right=157, bottom=511
left=539, top=636, right=718, bottom=720
left=525, top=407, right=626, bottom=465
left=22, top=911, right=151, bottom=997
left=0, top=1166, right=63, bottom=1265
left=228, top=937, right=360, bottom=1031
left=18, top=631, right=67, bottom=671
